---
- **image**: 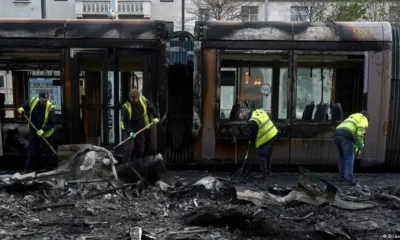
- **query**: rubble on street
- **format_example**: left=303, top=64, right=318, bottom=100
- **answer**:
left=1, top=146, right=400, bottom=239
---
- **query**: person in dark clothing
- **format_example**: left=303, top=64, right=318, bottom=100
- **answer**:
left=18, top=91, right=57, bottom=173
left=120, top=88, right=159, bottom=163
left=241, top=107, right=278, bottom=179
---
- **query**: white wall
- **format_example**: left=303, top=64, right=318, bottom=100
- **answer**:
left=47, top=0, right=76, bottom=19
left=150, top=0, right=182, bottom=31
left=0, top=0, right=76, bottom=19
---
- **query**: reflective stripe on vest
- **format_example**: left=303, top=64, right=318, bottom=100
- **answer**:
left=120, top=96, right=149, bottom=130
left=28, top=97, right=55, bottom=137
left=249, top=109, right=278, bottom=148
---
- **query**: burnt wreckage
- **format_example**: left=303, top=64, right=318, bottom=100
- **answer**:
left=0, top=20, right=399, bottom=168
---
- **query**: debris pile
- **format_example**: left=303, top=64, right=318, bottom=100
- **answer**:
left=1, top=147, right=400, bottom=239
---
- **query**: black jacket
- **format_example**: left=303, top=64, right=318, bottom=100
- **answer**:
left=121, top=97, right=158, bottom=133
left=248, top=121, right=258, bottom=147
left=21, top=98, right=56, bottom=133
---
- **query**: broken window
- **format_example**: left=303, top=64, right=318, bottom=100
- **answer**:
left=279, top=68, right=289, bottom=120
left=295, top=54, right=365, bottom=121
left=296, top=68, right=333, bottom=120
left=240, top=67, right=273, bottom=114
left=219, top=56, right=289, bottom=121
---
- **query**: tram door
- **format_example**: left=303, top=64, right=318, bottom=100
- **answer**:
left=70, top=50, right=106, bottom=146
left=70, top=49, right=149, bottom=147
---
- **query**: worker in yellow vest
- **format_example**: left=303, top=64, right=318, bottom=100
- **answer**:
left=121, top=88, right=159, bottom=163
left=18, top=92, right=57, bottom=173
left=241, top=108, right=278, bottom=179
left=333, top=111, right=369, bottom=186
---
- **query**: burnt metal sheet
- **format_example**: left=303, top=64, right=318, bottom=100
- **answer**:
left=200, top=41, right=391, bottom=51
left=201, top=49, right=217, bottom=161
left=65, top=19, right=165, bottom=40
left=364, top=51, right=384, bottom=165
left=293, top=22, right=388, bottom=42
left=0, top=39, right=159, bottom=49
left=0, top=19, right=167, bottom=41
left=386, top=26, right=400, bottom=165
left=0, top=19, right=65, bottom=39
left=195, top=21, right=391, bottom=43
left=195, top=21, right=292, bottom=41
left=375, top=49, right=391, bottom=165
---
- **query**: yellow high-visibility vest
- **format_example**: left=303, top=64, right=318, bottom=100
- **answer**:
left=336, top=113, right=368, bottom=145
left=28, top=97, right=56, bottom=137
left=249, top=109, right=278, bottom=148
left=120, top=96, right=149, bottom=130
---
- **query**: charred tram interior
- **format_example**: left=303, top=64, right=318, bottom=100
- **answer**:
left=0, top=20, right=399, bottom=169
left=0, top=19, right=167, bottom=169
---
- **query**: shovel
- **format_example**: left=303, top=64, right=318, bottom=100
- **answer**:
left=230, top=142, right=252, bottom=178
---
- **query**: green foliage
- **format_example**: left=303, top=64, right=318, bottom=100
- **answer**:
left=328, top=0, right=368, bottom=21
left=327, top=0, right=398, bottom=23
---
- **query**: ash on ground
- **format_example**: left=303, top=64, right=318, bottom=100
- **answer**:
left=1, top=147, right=400, bottom=240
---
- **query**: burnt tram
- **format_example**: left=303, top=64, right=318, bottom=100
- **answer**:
left=0, top=19, right=399, bottom=168
left=191, top=21, right=392, bottom=167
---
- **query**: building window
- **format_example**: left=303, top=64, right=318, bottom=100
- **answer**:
left=160, top=0, right=173, bottom=2
left=13, top=0, right=30, bottom=2
left=0, top=76, right=4, bottom=88
left=199, top=8, right=210, bottom=21
left=241, top=6, right=258, bottom=22
left=166, top=22, right=174, bottom=33
left=290, top=6, right=308, bottom=22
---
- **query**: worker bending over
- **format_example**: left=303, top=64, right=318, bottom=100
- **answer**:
left=333, top=111, right=369, bottom=186
left=241, top=108, right=278, bottom=179
left=18, top=92, right=57, bottom=173
left=121, top=88, right=159, bottom=163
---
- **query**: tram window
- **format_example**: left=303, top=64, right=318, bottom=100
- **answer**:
left=279, top=68, right=289, bottom=120
left=220, top=69, right=236, bottom=119
left=240, top=67, right=273, bottom=114
left=296, top=68, right=333, bottom=120
left=29, top=79, right=63, bottom=115
left=220, top=67, right=274, bottom=120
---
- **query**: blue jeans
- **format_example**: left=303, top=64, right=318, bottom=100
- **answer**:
left=333, top=135, right=355, bottom=184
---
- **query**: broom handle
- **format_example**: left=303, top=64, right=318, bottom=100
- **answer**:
left=113, top=122, right=155, bottom=150
left=23, top=114, right=57, bottom=155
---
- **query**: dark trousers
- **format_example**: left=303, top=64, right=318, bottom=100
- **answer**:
left=25, top=131, right=57, bottom=172
left=122, top=130, right=145, bottom=164
left=333, top=135, right=355, bottom=184
left=256, top=137, right=275, bottom=174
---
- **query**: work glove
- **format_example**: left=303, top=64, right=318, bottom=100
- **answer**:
left=37, top=130, right=44, bottom=137
left=153, top=118, right=159, bottom=124
left=130, top=132, right=135, bottom=138
left=18, top=107, right=24, bottom=114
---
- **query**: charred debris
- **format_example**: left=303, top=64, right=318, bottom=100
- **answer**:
left=1, top=145, right=400, bottom=239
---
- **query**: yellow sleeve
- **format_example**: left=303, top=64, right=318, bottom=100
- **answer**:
left=356, top=117, right=368, bottom=145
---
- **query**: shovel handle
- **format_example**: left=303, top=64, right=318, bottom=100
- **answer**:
left=23, top=114, right=57, bottom=155
left=113, top=122, right=155, bottom=150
